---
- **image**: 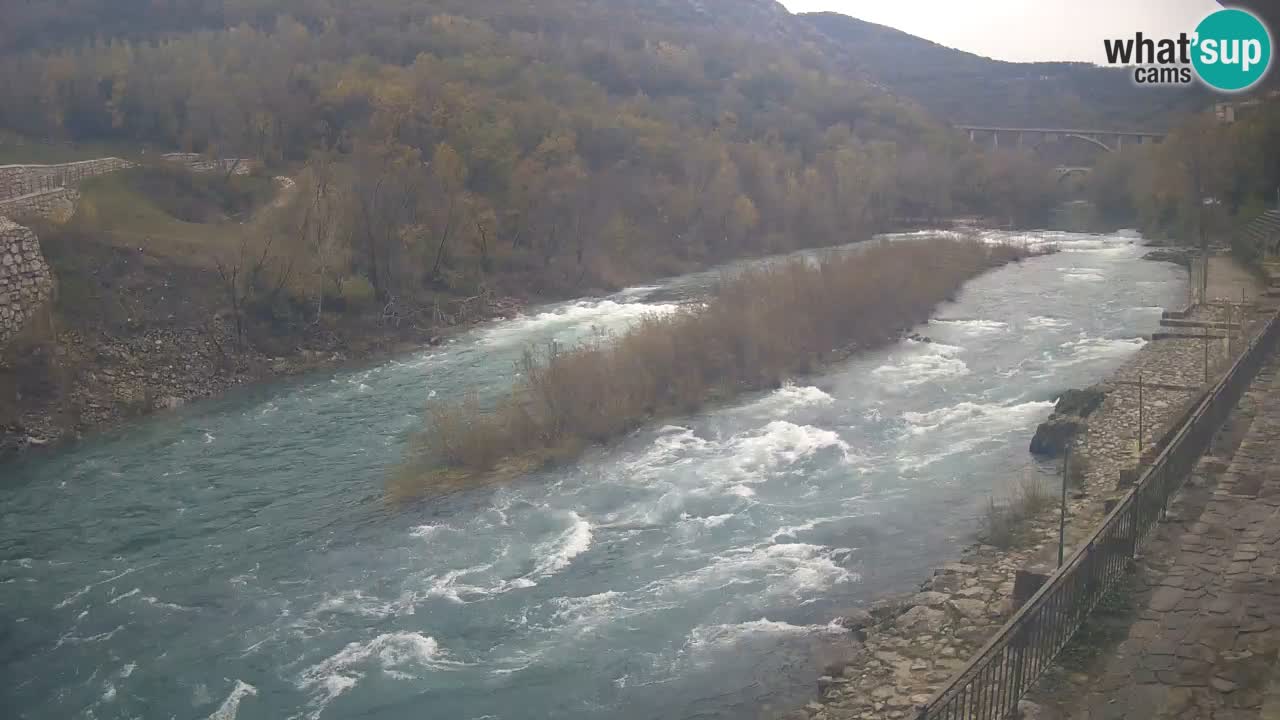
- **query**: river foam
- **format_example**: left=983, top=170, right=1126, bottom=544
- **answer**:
left=531, top=512, right=594, bottom=578
left=478, top=299, right=681, bottom=348
left=871, top=341, right=970, bottom=388
left=299, top=633, right=463, bottom=717
left=933, top=318, right=1009, bottom=334
left=207, top=680, right=257, bottom=720
left=901, top=399, right=1056, bottom=436
left=685, top=618, right=843, bottom=653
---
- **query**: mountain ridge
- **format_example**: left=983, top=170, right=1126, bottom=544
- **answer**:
left=799, top=10, right=1207, bottom=130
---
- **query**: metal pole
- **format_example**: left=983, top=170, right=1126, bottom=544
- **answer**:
left=1060, top=446, right=1069, bottom=568
left=1197, top=152, right=1208, bottom=304
left=1228, top=303, right=1234, bottom=359
left=1204, top=324, right=1210, bottom=384
left=1138, top=371, right=1144, bottom=457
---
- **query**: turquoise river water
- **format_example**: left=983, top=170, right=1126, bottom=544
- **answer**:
left=0, top=230, right=1185, bottom=720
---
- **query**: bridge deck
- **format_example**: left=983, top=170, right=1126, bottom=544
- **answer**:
left=953, top=125, right=1167, bottom=137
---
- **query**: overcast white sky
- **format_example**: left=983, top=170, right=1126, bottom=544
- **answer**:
left=778, top=0, right=1224, bottom=63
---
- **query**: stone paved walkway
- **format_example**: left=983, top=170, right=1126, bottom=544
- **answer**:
left=1068, top=355, right=1280, bottom=719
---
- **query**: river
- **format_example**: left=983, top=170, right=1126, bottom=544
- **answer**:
left=0, top=229, right=1185, bottom=720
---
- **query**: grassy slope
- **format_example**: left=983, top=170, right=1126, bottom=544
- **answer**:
left=70, top=169, right=275, bottom=268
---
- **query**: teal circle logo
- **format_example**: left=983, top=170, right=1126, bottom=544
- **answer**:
left=1192, top=8, right=1272, bottom=92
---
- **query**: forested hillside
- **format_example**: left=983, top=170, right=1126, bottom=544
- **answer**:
left=0, top=0, right=1062, bottom=310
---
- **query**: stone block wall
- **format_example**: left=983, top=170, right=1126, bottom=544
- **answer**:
left=0, top=217, right=54, bottom=345
left=0, top=187, right=80, bottom=220
left=0, top=153, right=258, bottom=346
left=160, top=153, right=260, bottom=176
left=0, top=158, right=135, bottom=201
left=0, top=158, right=132, bottom=346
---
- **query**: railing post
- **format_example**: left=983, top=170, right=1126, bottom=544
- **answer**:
left=1138, top=372, right=1144, bottom=456
left=1059, top=446, right=1069, bottom=568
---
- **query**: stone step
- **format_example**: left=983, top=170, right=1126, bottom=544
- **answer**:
left=1241, top=211, right=1280, bottom=250
left=1151, top=331, right=1229, bottom=341
left=1160, top=318, right=1242, bottom=330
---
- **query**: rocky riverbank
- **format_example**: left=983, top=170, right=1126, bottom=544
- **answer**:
left=0, top=295, right=526, bottom=459
left=785, top=299, right=1273, bottom=720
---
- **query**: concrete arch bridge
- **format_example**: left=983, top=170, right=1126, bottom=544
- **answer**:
left=954, top=125, right=1167, bottom=154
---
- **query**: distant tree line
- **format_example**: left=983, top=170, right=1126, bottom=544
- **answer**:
left=1084, top=101, right=1280, bottom=260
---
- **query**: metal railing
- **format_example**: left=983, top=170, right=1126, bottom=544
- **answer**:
left=917, top=307, right=1280, bottom=720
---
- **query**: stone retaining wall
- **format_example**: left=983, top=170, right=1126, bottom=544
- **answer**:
left=0, top=158, right=134, bottom=201
left=0, top=187, right=80, bottom=220
left=0, top=158, right=134, bottom=345
left=160, top=153, right=259, bottom=176
left=0, top=217, right=54, bottom=345
left=0, top=153, right=266, bottom=348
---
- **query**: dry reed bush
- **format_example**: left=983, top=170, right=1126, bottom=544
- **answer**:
left=398, top=237, right=1041, bottom=496
left=980, top=469, right=1059, bottom=548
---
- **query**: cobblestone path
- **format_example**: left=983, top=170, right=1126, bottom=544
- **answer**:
left=1069, top=353, right=1280, bottom=719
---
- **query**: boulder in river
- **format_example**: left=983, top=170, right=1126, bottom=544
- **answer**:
left=895, top=605, right=948, bottom=633
left=1052, top=387, right=1106, bottom=419
left=834, top=608, right=874, bottom=631
left=1142, top=248, right=1194, bottom=268
left=1029, top=415, right=1083, bottom=456
left=1029, top=386, right=1107, bottom=457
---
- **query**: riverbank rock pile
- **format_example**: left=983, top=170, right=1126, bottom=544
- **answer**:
left=1, top=287, right=531, bottom=458
left=791, top=546, right=1047, bottom=720
left=1029, top=386, right=1107, bottom=456
left=1142, top=248, right=1195, bottom=268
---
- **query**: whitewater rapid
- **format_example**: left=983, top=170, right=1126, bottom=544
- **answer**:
left=0, top=230, right=1186, bottom=720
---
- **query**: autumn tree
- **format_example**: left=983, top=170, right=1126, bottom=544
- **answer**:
left=349, top=140, right=426, bottom=302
